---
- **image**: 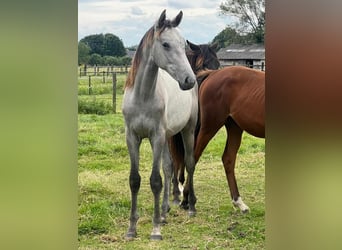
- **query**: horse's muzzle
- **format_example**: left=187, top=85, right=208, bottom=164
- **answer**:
left=180, top=76, right=196, bottom=90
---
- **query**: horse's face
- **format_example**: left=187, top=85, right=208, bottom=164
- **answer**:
left=186, top=41, right=220, bottom=72
left=152, top=10, right=196, bottom=90
left=203, top=43, right=220, bottom=70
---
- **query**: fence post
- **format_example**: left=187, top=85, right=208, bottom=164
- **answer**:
left=79, top=67, right=82, bottom=77
left=103, top=71, right=105, bottom=83
left=88, top=75, right=92, bottom=95
left=112, top=73, right=117, bottom=114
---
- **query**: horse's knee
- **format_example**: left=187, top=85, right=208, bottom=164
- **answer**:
left=129, top=172, right=141, bottom=193
left=150, top=173, right=162, bottom=194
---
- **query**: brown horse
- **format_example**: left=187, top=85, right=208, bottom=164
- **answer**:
left=169, top=41, right=220, bottom=205
left=179, top=66, right=265, bottom=214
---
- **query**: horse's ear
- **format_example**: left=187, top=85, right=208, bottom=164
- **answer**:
left=157, top=9, right=167, bottom=29
left=187, top=40, right=200, bottom=52
left=171, top=11, right=183, bottom=27
left=210, top=42, right=219, bottom=51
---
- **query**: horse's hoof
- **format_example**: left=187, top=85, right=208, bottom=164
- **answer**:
left=150, top=234, right=163, bottom=240
left=179, top=201, right=189, bottom=210
left=172, top=199, right=181, bottom=206
left=161, top=217, right=168, bottom=225
left=188, top=210, right=196, bottom=217
left=242, top=208, right=250, bottom=214
left=125, top=231, right=136, bottom=240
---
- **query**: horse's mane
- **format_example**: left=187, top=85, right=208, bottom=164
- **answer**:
left=186, top=45, right=211, bottom=73
left=125, top=20, right=174, bottom=89
left=125, top=27, right=154, bottom=89
left=196, top=69, right=217, bottom=87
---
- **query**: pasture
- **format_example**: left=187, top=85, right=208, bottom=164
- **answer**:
left=78, top=73, right=265, bottom=249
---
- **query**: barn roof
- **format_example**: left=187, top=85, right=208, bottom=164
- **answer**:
left=126, top=50, right=136, bottom=59
left=217, top=44, right=265, bottom=60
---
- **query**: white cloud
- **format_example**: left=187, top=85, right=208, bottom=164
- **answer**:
left=131, top=6, right=145, bottom=15
left=78, top=0, right=234, bottom=46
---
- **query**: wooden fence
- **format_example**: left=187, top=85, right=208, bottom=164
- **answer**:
left=79, top=65, right=130, bottom=77
left=78, top=64, right=265, bottom=114
left=79, top=73, right=118, bottom=113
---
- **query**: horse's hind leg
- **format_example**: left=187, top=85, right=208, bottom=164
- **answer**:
left=180, top=129, right=197, bottom=216
left=223, top=118, right=249, bottom=213
left=125, top=131, right=142, bottom=240
left=169, top=136, right=182, bottom=205
left=181, top=124, right=221, bottom=211
left=171, top=163, right=181, bottom=205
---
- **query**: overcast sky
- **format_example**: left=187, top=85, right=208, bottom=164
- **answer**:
left=78, top=0, right=237, bottom=47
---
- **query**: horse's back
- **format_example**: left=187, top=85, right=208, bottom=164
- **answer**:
left=200, top=66, right=265, bottom=137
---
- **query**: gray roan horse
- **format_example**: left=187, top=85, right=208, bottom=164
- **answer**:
left=122, top=10, right=198, bottom=240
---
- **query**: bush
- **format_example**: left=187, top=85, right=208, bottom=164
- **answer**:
left=78, top=97, right=112, bottom=115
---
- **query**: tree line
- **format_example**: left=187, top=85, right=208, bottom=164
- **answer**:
left=78, top=33, right=132, bottom=66
left=78, top=0, right=264, bottom=65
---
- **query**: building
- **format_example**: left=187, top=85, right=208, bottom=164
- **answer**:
left=217, top=44, right=265, bottom=71
left=126, top=49, right=136, bottom=59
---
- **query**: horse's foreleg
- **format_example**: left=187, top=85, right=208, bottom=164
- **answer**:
left=223, top=119, right=249, bottom=213
left=149, top=134, right=164, bottom=240
left=125, top=131, right=142, bottom=240
left=161, top=142, right=172, bottom=222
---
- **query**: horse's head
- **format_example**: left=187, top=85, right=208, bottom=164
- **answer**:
left=186, top=40, right=220, bottom=73
left=152, top=10, right=196, bottom=90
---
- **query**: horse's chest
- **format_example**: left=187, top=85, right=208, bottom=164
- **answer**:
left=123, top=99, right=165, bottom=137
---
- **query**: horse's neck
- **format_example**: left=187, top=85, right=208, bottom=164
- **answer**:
left=133, top=49, right=159, bottom=101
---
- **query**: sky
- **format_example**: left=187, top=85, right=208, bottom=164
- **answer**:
left=78, top=0, right=237, bottom=47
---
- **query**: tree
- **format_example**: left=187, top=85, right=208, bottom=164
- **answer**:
left=80, top=34, right=105, bottom=56
left=80, top=33, right=126, bottom=57
left=220, top=0, right=265, bottom=43
left=103, top=56, right=119, bottom=66
left=120, top=56, right=132, bottom=66
left=88, top=53, right=103, bottom=66
left=78, top=42, right=91, bottom=65
left=104, top=33, right=126, bottom=57
left=212, top=26, right=245, bottom=50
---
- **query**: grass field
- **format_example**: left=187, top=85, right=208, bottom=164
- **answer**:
left=78, top=74, right=265, bottom=249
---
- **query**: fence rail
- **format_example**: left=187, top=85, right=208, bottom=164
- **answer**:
left=79, top=65, right=130, bottom=77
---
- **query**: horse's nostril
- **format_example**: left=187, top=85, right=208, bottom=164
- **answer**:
left=185, top=76, right=195, bottom=84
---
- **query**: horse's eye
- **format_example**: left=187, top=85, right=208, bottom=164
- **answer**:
left=162, top=42, right=170, bottom=49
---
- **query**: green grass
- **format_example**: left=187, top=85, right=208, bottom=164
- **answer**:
left=78, top=74, right=125, bottom=115
left=78, top=114, right=265, bottom=249
left=78, top=73, right=265, bottom=249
